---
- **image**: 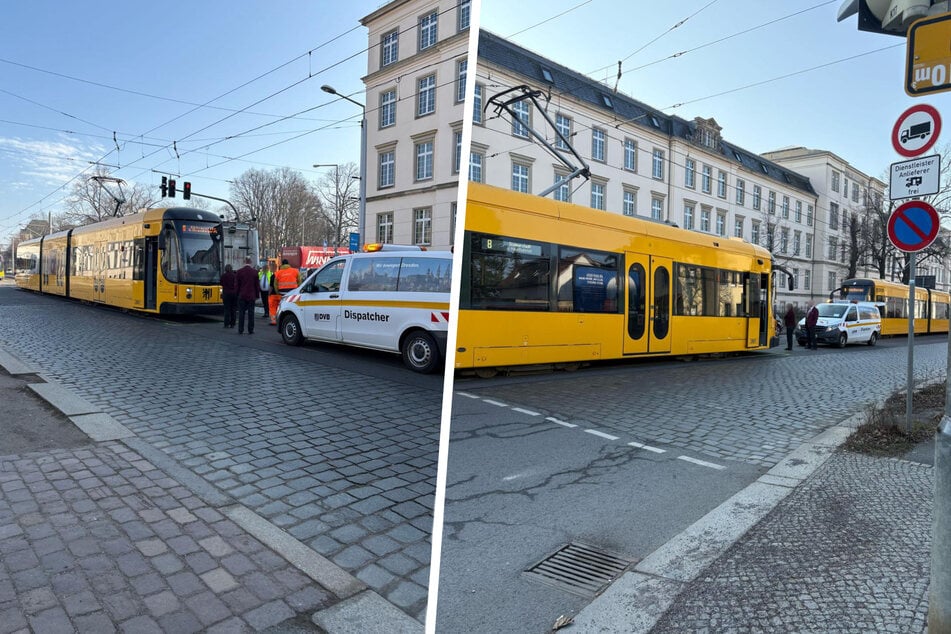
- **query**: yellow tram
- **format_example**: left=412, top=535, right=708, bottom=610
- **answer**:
left=836, top=278, right=950, bottom=336
left=15, top=207, right=224, bottom=314
left=455, top=183, right=784, bottom=372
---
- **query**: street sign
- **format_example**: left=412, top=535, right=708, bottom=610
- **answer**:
left=892, top=104, right=941, bottom=157
left=889, top=154, right=941, bottom=200
left=349, top=232, right=360, bottom=252
left=906, top=11, right=951, bottom=97
left=887, top=200, right=940, bottom=252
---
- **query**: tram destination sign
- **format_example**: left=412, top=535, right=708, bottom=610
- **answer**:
left=889, top=154, right=941, bottom=200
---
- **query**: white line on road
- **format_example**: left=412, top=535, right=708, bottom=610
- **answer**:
left=585, top=429, right=620, bottom=441
left=512, top=407, right=540, bottom=416
left=677, top=455, right=726, bottom=470
left=546, top=417, right=578, bottom=428
left=483, top=399, right=509, bottom=407
left=628, top=441, right=666, bottom=454
left=457, top=392, right=480, bottom=399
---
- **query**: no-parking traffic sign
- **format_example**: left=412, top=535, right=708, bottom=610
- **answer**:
left=887, top=200, right=940, bottom=252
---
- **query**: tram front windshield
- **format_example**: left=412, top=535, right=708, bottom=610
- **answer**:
left=841, top=284, right=872, bottom=302
left=162, top=221, right=222, bottom=284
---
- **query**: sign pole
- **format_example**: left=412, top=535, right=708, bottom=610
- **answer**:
left=906, top=252, right=915, bottom=433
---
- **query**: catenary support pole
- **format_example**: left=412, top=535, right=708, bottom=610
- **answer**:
left=929, top=330, right=951, bottom=632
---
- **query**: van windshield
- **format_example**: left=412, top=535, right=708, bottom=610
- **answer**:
left=817, top=304, right=847, bottom=318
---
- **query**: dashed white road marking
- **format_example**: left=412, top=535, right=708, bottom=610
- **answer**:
left=628, top=441, right=666, bottom=454
left=546, top=417, right=577, bottom=429
left=483, top=399, right=509, bottom=407
left=677, top=455, right=726, bottom=470
left=584, top=429, right=620, bottom=441
left=512, top=407, right=540, bottom=416
left=457, top=392, right=480, bottom=399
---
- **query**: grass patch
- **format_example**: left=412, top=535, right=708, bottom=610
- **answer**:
left=842, top=382, right=944, bottom=457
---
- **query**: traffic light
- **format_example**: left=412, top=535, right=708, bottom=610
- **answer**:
left=168, top=178, right=177, bottom=198
left=183, top=181, right=191, bottom=200
left=160, top=176, right=168, bottom=197
left=837, top=0, right=934, bottom=37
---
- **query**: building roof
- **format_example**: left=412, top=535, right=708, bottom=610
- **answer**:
left=478, top=30, right=817, bottom=197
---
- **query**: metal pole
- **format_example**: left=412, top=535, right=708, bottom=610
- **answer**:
left=907, top=252, right=916, bottom=433
left=357, top=116, right=367, bottom=248
left=930, top=329, right=951, bottom=632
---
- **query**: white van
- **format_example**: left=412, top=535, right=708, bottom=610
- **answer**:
left=797, top=301, right=882, bottom=348
left=275, top=246, right=452, bottom=373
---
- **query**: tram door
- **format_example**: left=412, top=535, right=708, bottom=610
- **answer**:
left=623, top=253, right=672, bottom=354
left=94, top=240, right=106, bottom=303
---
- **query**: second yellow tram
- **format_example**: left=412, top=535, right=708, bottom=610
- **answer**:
left=835, top=278, right=950, bottom=336
left=456, top=183, right=784, bottom=372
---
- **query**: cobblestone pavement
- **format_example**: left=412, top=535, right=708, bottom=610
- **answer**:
left=651, top=450, right=932, bottom=633
left=0, top=292, right=440, bottom=621
left=457, top=342, right=948, bottom=468
left=0, top=442, right=330, bottom=633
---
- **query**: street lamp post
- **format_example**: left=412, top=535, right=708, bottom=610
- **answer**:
left=312, top=163, right=340, bottom=248
left=321, top=85, right=366, bottom=249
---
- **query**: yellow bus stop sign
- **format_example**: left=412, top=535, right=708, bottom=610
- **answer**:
left=906, top=11, right=951, bottom=97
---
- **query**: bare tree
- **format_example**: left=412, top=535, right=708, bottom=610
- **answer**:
left=230, top=167, right=325, bottom=258
left=314, top=162, right=359, bottom=248
left=62, top=167, right=157, bottom=226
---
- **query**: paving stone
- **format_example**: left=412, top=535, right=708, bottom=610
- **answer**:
left=183, top=591, right=232, bottom=627
left=243, top=599, right=294, bottom=631
left=27, top=606, right=72, bottom=634
left=200, top=568, right=238, bottom=593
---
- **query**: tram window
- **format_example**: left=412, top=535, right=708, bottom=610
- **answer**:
left=133, top=239, right=145, bottom=281
left=556, top=247, right=619, bottom=313
left=467, top=232, right=551, bottom=311
left=628, top=263, right=645, bottom=340
left=653, top=267, right=670, bottom=339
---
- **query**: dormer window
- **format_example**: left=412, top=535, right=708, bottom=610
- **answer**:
left=541, top=68, right=554, bottom=83
left=693, top=117, right=722, bottom=150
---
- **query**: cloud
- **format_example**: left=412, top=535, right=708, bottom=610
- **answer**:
left=0, top=134, right=108, bottom=186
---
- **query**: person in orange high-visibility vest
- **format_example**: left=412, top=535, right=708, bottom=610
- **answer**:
left=270, top=259, right=302, bottom=325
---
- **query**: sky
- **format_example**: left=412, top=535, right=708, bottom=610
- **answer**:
left=478, top=0, right=945, bottom=186
left=0, top=1, right=377, bottom=245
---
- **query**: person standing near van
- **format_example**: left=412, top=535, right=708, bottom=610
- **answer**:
left=270, top=259, right=301, bottom=325
left=259, top=261, right=275, bottom=320
left=220, top=264, right=237, bottom=329
left=235, top=258, right=258, bottom=335
left=783, top=304, right=797, bottom=351
left=805, top=303, right=820, bottom=350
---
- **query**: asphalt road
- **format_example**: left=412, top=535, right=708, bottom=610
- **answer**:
left=436, top=333, right=950, bottom=633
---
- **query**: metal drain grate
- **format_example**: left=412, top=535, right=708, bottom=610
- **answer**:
left=523, top=542, right=634, bottom=597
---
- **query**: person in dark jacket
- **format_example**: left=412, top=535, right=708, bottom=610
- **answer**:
left=220, top=264, right=237, bottom=328
left=783, top=304, right=797, bottom=351
left=805, top=303, right=820, bottom=350
left=235, top=258, right=259, bottom=335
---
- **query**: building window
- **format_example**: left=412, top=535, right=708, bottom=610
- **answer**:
left=415, top=141, right=433, bottom=181
left=473, top=84, right=484, bottom=125
left=804, top=270, right=811, bottom=290
left=458, top=0, right=470, bottom=31
left=456, top=59, right=467, bottom=103
left=841, top=210, right=849, bottom=232
left=417, top=75, right=436, bottom=116
left=751, top=221, right=761, bottom=244
left=651, top=196, right=663, bottom=220
left=734, top=216, right=744, bottom=238
left=453, top=131, right=463, bottom=174
left=469, top=152, right=484, bottom=183
left=767, top=191, right=776, bottom=214
left=624, top=139, right=637, bottom=172
left=843, top=179, right=849, bottom=199
left=512, top=99, right=530, bottom=138
left=378, top=150, right=395, bottom=188
left=683, top=202, right=694, bottom=230
left=736, top=179, right=745, bottom=206
left=554, top=173, right=571, bottom=202
left=512, top=162, right=530, bottom=193
left=381, top=30, right=398, bottom=67
left=590, top=182, right=605, bottom=210
left=831, top=170, right=840, bottom=192
left=701, top=165, right=712, bottom=194
left=782, top=195, right=789, bottom=219
left=752, top=185, right=761, bottom=210
left=827, top=237, right=837, bottom=260
left=623, top=189, right=636, bottom=216
left=780, top=228, right=789, bottom=253
left=717, top=170, right=727, bottom=198
left=379, top=89, right=396, bottom=128
left=807, top=204, right=814, bottom=226
left=591, top=128, right=606, bottom=162
left=852, top=186, right=859, bottom=203
left=377, top=212, right=394, bottom=244
left=652, top=149, right=664, bottom=180
left=829, top=202, right=839, bottom=229
left=684, top=158, right=696, bottom=189
left=418, top=11, right=438, bottom=51
left=555, top=114, right=571, bottom=150
left=795, top=200, right=802, bottom=223
left=805, top=234, right=813, bottom=258
left=716, top=211, right=726, bottom=236
left=828, top=271, right=837, bottom=292
left=700, top=207, right=711, bottom=232
left=414, top=208, right=432, bottom=246
left=793, top=230, right=801, bottom=255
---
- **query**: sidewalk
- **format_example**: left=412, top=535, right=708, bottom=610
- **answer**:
left=570, top=414, right=934, bottom=633
left=0, top=351, right=419, bottom=633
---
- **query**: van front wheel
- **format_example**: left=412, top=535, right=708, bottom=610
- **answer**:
left=402, top=331, right=439, bottom=373
left=280, top=315, right=303, bottom=346
left=837, top=333, right=847, bottom=348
